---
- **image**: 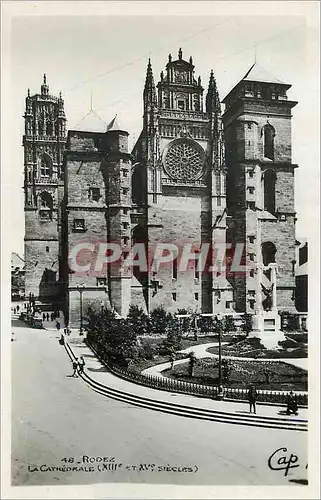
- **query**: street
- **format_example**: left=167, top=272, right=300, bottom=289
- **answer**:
left=11, top=320, right=308, bottom=487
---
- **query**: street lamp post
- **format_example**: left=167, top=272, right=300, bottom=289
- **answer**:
left=216, top=312, right=224, bottom=400
left=76, top=284, right=84, bottom=335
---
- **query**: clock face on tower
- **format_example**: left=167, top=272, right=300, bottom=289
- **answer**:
left=163, top=138, right=205, bottom=181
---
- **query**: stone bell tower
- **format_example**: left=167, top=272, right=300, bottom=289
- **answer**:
left=223, top=63, right=298, bottom=331
left=23, top=74, right=67, bottom=303
left=132, top=49, right=233, bottom=313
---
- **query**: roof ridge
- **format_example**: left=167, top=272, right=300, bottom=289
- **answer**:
left=242, top=62, right=286, bottom=85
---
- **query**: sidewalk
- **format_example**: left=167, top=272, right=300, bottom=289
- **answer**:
left=64, top=336, right=308, bottom=425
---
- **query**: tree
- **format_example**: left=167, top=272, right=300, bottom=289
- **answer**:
left=222, top=359, right=232, bottom=382
left=150, top=306, right=168, bottom=335
left=161, top=313, right=182, bottom=354
left=127, top=305, right=150, bottom=336
left=241, top=313, right=253, bottom=335
left=86, top=307, right=138, bottom=367
left=224, top=315, right=235, bottom=333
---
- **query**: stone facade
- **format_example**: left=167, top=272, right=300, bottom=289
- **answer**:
left=223, top=63, right=298, bottom=313
left=23, top=75, right=66, bottom=304
left=132, top=50, right=233, bottom=314
left=23, top=56, right=301, bottom=326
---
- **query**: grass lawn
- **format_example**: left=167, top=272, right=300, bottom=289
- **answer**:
left=163, top=357, right=307, bottom=391
left=128, top=352, right=189, bottom=373
left=207, top=336, right=307, bottom=359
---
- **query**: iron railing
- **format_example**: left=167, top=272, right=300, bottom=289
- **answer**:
left=85, top=339, right=308, bottom=407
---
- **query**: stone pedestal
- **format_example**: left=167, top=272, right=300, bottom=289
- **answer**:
left=250, top=263, right=285, bottom=349
left=249, top=311, right=285, bottom=349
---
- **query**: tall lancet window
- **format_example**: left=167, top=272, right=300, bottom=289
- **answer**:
left=46, top=121, right=53, bottom=136
left=215, top=173, right=221, bottom=194
left=263, top=169, right=276, bottom=214
left=39, top=153, right=52, bottom=178
left=262, top=123, right=275, bottom=160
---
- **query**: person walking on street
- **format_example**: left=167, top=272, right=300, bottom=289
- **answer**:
left=248, top=385, right=258, bottom=414
left=43, top=312, right=46, bottom=321
left=71, top=358, right=78, bottom=377
left=78, top=356, right=85, bottom=374
left=56, top=321, right=60, bottom=331
left=46, top=313, right=50, bottom=321
left=170, top=351, right=176, bottom=370
left=286, top=391, right=298, bottom=415
left=17, top=305, right=20, bottom=313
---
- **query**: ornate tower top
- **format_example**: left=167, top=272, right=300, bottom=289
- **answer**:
left=41, top=73, right=49, bottom=96
left=143, top=58, right=157, bottom=108
left=156, top=49, right=203, bottom=112
left=206, top=69, right=221, bottom=115
left=222, top=62, right=293, bottom=111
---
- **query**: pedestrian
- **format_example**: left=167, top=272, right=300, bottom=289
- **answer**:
left=43, top=312, right=46, bottom=321
left=59, top=333, right=65, bottom=346
left=170, top=352, right=176, bottom=370
left=56, top=321, right=60, bottom=331
left=71, top=358, right=78, bottom=377
left=286, top=391, right=298, bottom=415
left=50, top=312, right=54, bottom=322
left=11, top=332, right=15, bottom=342
left=14, top=307, right=16, bottom=315
left=248, top=385, right=258, bottom=414
left=78, top=355, right=85, bottom=374
left=17, top=305, right=19, bottom=313
left=46, top=313, right=50, bottom=321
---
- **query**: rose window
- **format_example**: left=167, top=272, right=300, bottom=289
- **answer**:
left=164, top=140, right=204, bottom=180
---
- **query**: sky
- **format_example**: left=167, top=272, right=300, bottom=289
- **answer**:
left=3, top=1, right=319, bottom=256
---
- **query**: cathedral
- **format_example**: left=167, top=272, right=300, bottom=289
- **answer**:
left=23, top=49, right=299, bottom=327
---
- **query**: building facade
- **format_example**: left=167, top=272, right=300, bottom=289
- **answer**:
left=23, top=53, right=301, bottom=326
left=23, top=75, right=66, bottom=305
left=223, top=63, right=298, bottom=314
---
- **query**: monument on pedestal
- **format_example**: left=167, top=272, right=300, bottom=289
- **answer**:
left=249, top=262, right=285, bottom=349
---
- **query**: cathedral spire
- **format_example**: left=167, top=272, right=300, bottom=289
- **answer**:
left=206, top=69, right=221, bottom=115
left=143, top=58, right=157, bottom=107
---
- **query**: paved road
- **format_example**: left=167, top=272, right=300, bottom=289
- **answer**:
left=11, top=320, right=308, bottom=487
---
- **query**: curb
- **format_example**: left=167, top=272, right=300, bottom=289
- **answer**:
left=64, top=342, right=307, bottom=432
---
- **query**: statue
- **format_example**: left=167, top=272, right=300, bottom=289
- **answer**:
left=261, top=283, right=274, bottom=311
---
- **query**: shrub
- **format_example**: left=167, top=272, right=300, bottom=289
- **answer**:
left=150, top=307, right=168, bottom=335
left=241, top=313, right=253, bottom=335
left=280, top=311, right=301, bottom=332
left=127, top=305, right=150, bottom=336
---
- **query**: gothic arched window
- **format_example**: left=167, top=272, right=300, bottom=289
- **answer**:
left=39, top=191, right=53, bottom=220
left=39, top=154, right=52, bottom=178
left=215, top=173, right=221, bottom=194
left=261, top=241, right=277, bottom=266
left=38, top=120, right=44, bottom=136
left=262, top=123, right=275, bottom=160
left=263, top=169, right=276, bottom=214
left=46, top=121, right=53, bottom=136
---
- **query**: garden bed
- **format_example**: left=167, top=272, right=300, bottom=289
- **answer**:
left=207, top=336, right=308, bottom=359
left=129, top=352, right=188, bottom=374
left=163, top=357, right=308, bottom=392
